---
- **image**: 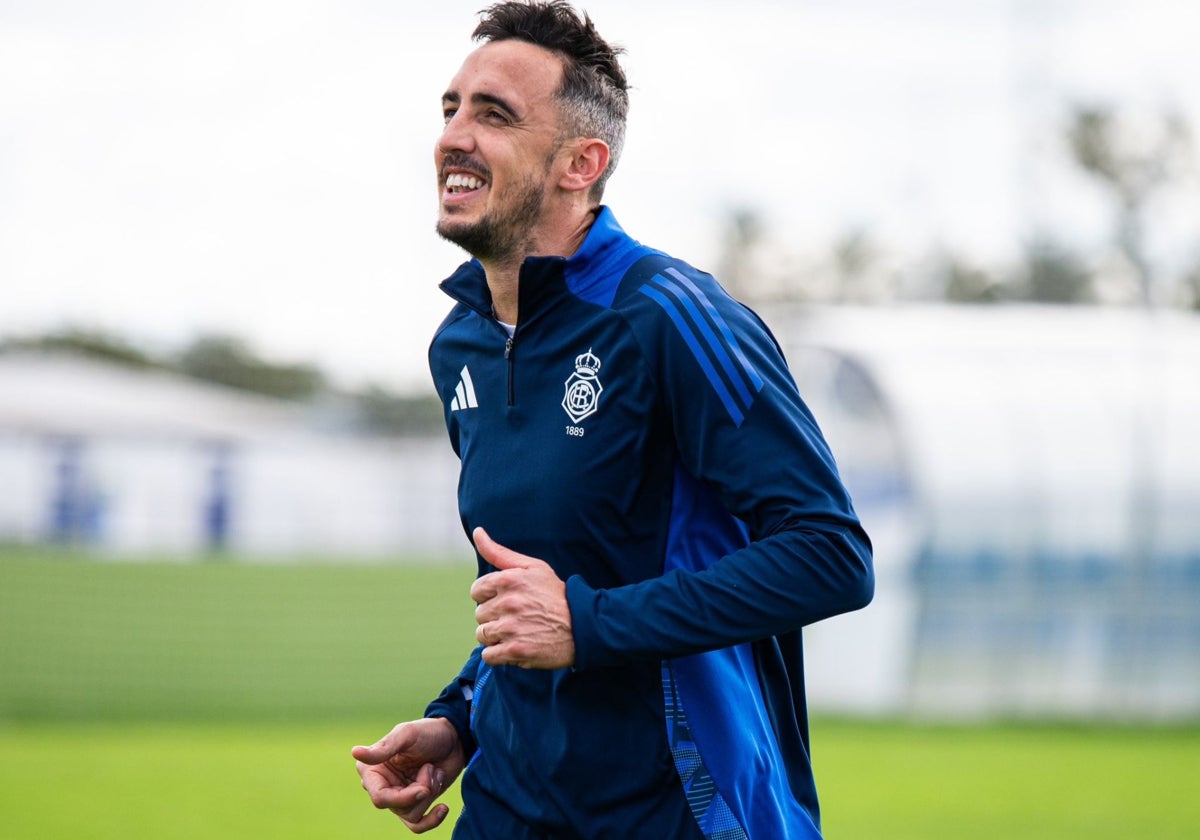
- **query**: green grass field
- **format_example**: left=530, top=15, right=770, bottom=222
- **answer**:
left=2, top=719, right=1196, bottom=839
left=2, top=552, right=1198, bottom=838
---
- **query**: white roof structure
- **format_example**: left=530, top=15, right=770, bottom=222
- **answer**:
left=777, top=303, right=1200, bottom=568
left=0, top=351, right=462, bottom=557
left=0, top=351, right=309, bottom=443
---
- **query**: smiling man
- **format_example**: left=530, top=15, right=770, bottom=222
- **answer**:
left=352, top=3, right=874, bottom=838
left=434, top=42, right=569, bottom=274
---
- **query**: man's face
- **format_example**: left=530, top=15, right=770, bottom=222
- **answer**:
left=436, top=39, right=566, bottom=262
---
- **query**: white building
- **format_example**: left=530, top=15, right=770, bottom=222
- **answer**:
left=0, top=352, right=462, bottom=558
left=779, top=304, right=1200, bottom=720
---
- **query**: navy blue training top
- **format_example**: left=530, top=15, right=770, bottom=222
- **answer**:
left=424, top=208, right=873, bottom=839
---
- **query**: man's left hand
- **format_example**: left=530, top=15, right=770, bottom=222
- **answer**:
left=470, top=527, right=575, bottom=669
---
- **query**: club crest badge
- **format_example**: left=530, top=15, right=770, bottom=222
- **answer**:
left=562, top=348, right=603, bottom=424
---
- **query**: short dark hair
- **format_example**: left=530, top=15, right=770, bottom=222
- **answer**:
left=473, top=1, right=629, bottom=199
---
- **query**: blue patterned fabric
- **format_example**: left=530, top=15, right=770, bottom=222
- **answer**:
left=663, top=664, right=750, bottom=840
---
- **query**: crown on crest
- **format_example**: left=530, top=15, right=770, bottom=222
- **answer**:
left=574, top=348, right=601, bottom=376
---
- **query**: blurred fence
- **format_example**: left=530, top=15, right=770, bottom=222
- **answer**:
left=0, top=556, right=474, bottom=722
left=909, top=549, right=1200, bottom=718
left=3, top=306, right=1199, bottom=722
left=788, top=304, right=1200, bottom=721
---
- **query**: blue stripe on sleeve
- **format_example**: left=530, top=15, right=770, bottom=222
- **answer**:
left=648, top=276, right=756, bottom=412
left=639, top=284, right=745, bottom=426
left=664, top=268, right=765, bottom=393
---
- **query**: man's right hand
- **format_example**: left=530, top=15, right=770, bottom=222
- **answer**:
left=352, top=717, right=466, bottom=833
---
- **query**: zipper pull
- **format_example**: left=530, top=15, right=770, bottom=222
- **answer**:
left=504, top=337, right=514, bottom=359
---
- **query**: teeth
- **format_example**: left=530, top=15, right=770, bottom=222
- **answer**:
left=446, top=173, right=484, bottom=192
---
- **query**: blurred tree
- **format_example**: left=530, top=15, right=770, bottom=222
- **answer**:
left=938, top=253, right=1004, bottom=303
left=1067, top=105, right=1194, bottom=307
left=831, top=228, right=879, bottom=303
left=177, top=335, right=326, bottom=400
left=716, top=206, right=766, bottom=302
left=715, top=207, right=895, bottom=304
left=1019, top=237, right=1093, bottom=303
left=1, top=325, right=447, bottom=435
left=0, top=327, right=160, bottom=369
left=356, top=387, right=445, bottom=436
left=1182, top=259, right=1200, bottom=311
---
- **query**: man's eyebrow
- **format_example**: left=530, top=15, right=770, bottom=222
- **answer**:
left=473, top=92, right=519, bottom=119
left=440, top=90, right=521, bottom=120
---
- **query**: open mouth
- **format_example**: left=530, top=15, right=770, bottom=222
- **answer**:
left=444, top=173, right=486, bottom=195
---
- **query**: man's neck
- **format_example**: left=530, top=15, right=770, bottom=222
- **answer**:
left=481, top=206, right=600, bottom=325
left=482, top=256, right=524, bottom=326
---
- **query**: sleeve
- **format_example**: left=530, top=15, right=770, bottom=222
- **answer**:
left=423, top=316, right=482, bottom=756
left=423, top=645, right=482, bottom=761
left=567, top=265, right=874, bottom=669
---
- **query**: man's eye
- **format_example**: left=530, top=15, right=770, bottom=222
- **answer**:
left=443, top=108, right=457, bottom=123
left=485, top=110, right=509, bottom=124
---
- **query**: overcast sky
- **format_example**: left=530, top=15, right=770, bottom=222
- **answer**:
left=2, top=0, right=1198, bottom=390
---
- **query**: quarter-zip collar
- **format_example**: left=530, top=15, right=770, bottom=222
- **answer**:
left=437, top=207, right=642, bottom=325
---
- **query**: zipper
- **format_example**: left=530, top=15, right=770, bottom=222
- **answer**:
left=504, top=335, right=515, bottom=406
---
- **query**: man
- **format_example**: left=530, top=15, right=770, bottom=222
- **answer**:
left=352, top=2, right=874, bottom=837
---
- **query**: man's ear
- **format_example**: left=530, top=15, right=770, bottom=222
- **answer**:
left=558, top=138, right=610, bottom=194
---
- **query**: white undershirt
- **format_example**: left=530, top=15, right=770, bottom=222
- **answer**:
left=497, top=319, right=516, bottom=337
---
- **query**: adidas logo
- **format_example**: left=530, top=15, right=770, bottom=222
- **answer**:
left=450, top=365, right=478, bottom=411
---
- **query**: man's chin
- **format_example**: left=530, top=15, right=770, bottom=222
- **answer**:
left=437, top=219, right=495, bottom=260
left=436, top=216, right=469, bottom=242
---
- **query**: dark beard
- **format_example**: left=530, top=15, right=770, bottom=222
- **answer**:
left=436, top=173, right=545, bottom=262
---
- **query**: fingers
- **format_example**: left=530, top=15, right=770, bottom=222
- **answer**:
left=472, top=527, right=537, bottom=571
left=358, top=761, right=447, bottom=821
left=350, top=722, right=415, bottom=765
left=469, top=528, right=545, bottom=605
left=470, top=573, right=497, bottom=605
left=352, top=723, right=461, bottom=832
left=471, top=526, right=502, bottom=566
left=475, top=618, right=514, bottom=650
left=474, top=591, right=501, bottom=625
left=394, top=764, right=450, bottom=833
left=355, top=760, right=409, bottom=807
left=479, top=639, right=526, bottom=668
left=350, top=744, right=382, bottom=764
left=400, top=802, right=451, bottom=833
left=474, top=617, right=538, bottom=666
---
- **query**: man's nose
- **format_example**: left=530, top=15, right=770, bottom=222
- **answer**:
left=437, top=112, right=475, bottom=155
